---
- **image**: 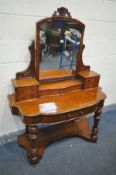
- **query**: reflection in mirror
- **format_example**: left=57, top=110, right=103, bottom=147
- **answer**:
left=39, top=19, right=81, bottom=70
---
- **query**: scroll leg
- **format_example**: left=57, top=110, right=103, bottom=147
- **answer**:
left=27, top=125, right=39, bottom=164
left=91, top=108, right=102, bottom=143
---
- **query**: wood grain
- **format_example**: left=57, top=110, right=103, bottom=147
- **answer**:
left=8, top=87, right=106, bottom=117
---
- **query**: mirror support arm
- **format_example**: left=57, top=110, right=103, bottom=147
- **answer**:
left=75, top=44, right=90, bottom=73
left=16, top=41, right=36, bottom=80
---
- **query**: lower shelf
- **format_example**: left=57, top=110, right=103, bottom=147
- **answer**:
left=17, top=117, right=95, bottom=164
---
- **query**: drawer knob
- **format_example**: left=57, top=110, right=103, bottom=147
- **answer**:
left=79, top=111, right=83, bottom=116
left=67, top=113, right=71, bottom=118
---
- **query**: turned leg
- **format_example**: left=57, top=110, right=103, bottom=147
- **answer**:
left=27, top=125, right=39, bottom=164
left=91, top=108, right=102, bottom=142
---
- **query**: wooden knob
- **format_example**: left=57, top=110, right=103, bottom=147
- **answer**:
left=67, top=113, right=71, bottom=118
left=79, top=111, right=83, bottom=116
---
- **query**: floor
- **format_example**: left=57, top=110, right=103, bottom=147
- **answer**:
left=0, top=109, right=116, bottom=175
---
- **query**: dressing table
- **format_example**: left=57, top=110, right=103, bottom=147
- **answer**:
left=8, top=7, right=106, bottom=164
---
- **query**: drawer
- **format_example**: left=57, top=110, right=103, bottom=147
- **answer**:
left=43, top=106, right=95, bottom=123
left=78, top=70, right=100, bottom=89
left=83, top=77, right=100, bottom=89
left=15, top=85, right=39, bottom=102
left=23, top=105, right=96, bottom=125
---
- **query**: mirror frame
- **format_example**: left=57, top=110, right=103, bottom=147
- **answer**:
left=35, top=7, right=90, bottom=81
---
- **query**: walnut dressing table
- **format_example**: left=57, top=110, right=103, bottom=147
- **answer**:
left=8, top=7, right=106, bottom=164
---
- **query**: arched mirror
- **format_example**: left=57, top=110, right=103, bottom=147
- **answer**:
left=35, top=7, right=89, bottom=82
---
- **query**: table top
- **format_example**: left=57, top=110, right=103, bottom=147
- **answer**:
left=8, top=87, right=106, bottom=117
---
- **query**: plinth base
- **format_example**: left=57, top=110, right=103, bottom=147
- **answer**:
left=17, top=117, right=95, bottom=164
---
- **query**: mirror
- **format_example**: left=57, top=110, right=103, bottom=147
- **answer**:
left=39, top=19, right=81, bottom=70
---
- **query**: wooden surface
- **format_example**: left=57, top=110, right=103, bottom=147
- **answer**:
left=13, top=70, right=98, bottom=88
left=78, top=70, right=100, bottom=78
left=39, top=79, right=81, bottom=90
left=8, top=87, right=106, bottom=117
left=39, top=79, right=82, bottom=97
left=39, top=69, right=74, bottom=82
left=12, top=78, right=39, bottom=87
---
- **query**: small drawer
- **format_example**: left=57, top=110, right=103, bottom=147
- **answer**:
left=78, top=70, right=100, bottom=89
left=15, top=85, right=39, bottom=102
left=84, top=77, right=99, bottom=89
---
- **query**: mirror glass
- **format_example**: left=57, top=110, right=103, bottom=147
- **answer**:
left=39, top=19, right=81, bottom=70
